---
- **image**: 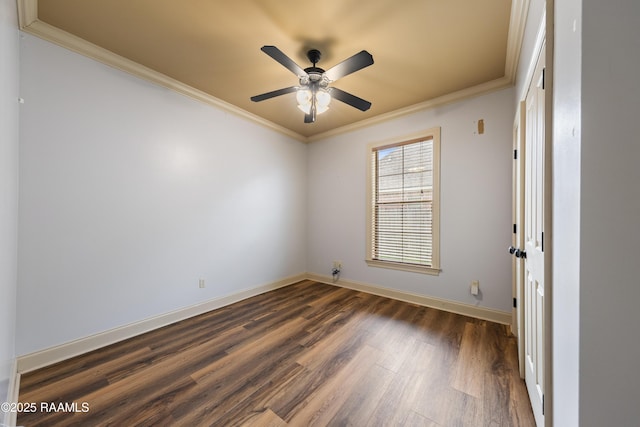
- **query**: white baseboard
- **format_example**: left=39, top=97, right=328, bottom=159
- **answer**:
left=16, top=272, right=510, bottom=375
left=306, top=273, right=512, bottom=325
left=16, top=273, right=306, bottom=374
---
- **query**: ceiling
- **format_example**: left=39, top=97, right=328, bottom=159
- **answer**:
left=18, top=0, right=527, bottom=141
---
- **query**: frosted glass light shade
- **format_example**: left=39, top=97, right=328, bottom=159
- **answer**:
left=316, top=90, right=331, bottom=112
left=296, top=88, right=330, bottom=114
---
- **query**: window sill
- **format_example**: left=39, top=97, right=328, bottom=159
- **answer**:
left=365, top=259, right=441, bottom=276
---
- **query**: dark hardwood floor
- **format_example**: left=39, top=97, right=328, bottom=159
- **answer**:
left=18, top=280, right=535, bottom=426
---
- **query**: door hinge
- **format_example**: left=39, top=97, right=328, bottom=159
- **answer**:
left=514, top=149, right=518, bottom=160
left=541, top=232, right=544, bottom=252
left=513, top=224, right=517, bottom=234
left=513, top=297, right=517, bottom=308
left=542, top=394, right=545, bottom=415
left=542, top=68, right=546, bottom=90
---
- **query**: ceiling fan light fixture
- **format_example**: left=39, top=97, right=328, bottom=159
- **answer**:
left=251, top=46, right=373, bottom=123
left=296, top=88, right=331, bottom=114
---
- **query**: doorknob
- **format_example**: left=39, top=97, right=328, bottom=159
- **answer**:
left=509, top=246, right=527, bottom=259
left=515, top=249, right=527, bottom=259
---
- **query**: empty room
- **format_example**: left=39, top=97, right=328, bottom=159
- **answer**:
left=2, top=0, right=640, bottom=426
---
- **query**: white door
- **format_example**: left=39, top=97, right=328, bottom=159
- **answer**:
left=523, top=43, right=546, bottom=427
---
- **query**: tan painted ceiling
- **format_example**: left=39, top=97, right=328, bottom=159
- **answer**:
left=19, top=0, right=524, bottom=141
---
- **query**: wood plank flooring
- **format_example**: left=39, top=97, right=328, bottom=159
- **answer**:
left=18, top=280, right=535, bottom=426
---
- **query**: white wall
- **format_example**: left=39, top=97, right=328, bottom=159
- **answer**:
left=553, top=0, right=640, bottom=425
left=17, top=34, right=308, bottom=356
left=0, top=0, right=20, bottom=404
left=579, top=1, right=640, bottom=425
left=552, top=0, right=581, bottom=424
left=308, top=87, right=515, bottom=312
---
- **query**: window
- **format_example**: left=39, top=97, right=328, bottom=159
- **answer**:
left=366, top=128, right=440, bottom=275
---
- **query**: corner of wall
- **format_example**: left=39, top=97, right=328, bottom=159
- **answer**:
left=0, top=0, right=21, bottom=415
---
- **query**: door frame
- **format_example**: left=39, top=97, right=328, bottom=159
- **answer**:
left=512, top=100, right=526, bottom=379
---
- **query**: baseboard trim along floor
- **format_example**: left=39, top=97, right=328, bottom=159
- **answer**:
left=16, top=272, right=511, bottom=374
left=16, top=280, right=534, bottom=426
left=307, top=273, right=512, bottom=325
left=16, top=273, right=306, bottom=374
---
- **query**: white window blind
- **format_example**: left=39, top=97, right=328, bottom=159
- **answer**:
left=370, top=136, right=437, bottom=269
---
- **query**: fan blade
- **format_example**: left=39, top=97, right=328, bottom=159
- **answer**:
left=324, top=50, right=374, bottom=82
left=261, top=46, right=306, bottom=77
left=250, top=86, right=298, bottom=102
left=329, top=87, right=372, bottom=111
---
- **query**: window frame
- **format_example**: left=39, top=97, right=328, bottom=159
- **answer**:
left=365, top=128, right=441, bottom=275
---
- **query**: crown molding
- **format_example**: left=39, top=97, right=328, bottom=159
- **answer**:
left=307, top=76, right=513, bottom=142
left=17, top=1, right=306, bottom=142
left=17, top=0, right=37, bottom=28
left=17, top=0, right=529, bottom=144
left=307, top=0, right=530, bottom=143
left=505, top=0, right=531, bottom=83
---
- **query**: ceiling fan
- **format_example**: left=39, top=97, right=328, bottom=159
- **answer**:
left=250, top=46, right=374, bottom=123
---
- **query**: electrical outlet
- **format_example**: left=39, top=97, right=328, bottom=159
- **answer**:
left=199, top=279, right=205, bottom=289
left=470, top=280, right=479, bottom=296
left=333, top=261, right=342, bottom=270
